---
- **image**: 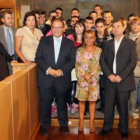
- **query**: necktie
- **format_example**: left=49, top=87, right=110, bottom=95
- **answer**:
left=6, top=29, right=14, bottom=56
left=55, top=38, right=61, bottom=64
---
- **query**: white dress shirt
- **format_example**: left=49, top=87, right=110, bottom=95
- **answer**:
left=113, top=36, right=124, bottom=74
left=46, top=35, right=62, bottom=75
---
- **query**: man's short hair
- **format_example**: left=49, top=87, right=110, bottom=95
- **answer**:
left=71, top=16, right=79, bottom=21
left=56, top=7, right=63, bottom=12
left=85, top=16, right=93, bottom=21
left=89, top=11, right=97, bottom=16
left=0, top=9, right=12, bottom=19
left=94, top=4, right=102, bottom=10
left=71, top=8, right=79, bottom=13
left=112, top=19, right=125, bottom=27
left=39, top=10, right=46, bottom=16
left=103, top=10, right=113, bottom=16
left=95, top=18, right=106, bottom=26
left=51, top=18, right=64, bottom=27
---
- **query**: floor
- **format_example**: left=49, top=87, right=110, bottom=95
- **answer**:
left=35, top=127, right=140, bottom=140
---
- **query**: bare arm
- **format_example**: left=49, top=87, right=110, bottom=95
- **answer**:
left=15, top=36, right=31, bottom=65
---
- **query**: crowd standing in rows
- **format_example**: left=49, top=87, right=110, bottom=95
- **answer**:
left=0, top=4, right=140, bottom=139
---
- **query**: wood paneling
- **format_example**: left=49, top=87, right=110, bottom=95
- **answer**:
left=0, top=63, right=39, bottom=140
left=0, top=83, right=13, bottom=140
left=3, top=70, right=30, bottom=140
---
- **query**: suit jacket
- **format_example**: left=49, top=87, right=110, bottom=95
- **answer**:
left=0, top=25, right=17, bottom=52
left=100, top=37, right=137, bottom=91
left=35, top=35, right=76, bottom=91
left=0, top=42, right=13, bottom=62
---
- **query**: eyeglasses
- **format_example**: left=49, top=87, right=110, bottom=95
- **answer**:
left=52, top=27, right=63, bottom=29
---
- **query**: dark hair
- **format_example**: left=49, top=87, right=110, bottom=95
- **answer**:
left=95, top=18, right=108, bottom=36
left=56, top=7, right=63, bottom=12
left=94, top=4, right=102, bottom=10
left=71, top=8, right=79, bottom=13
left=51, top=18, right=64, bottom=27
left=31, top=10, right=40, bottom=15
left=103, top=10, right=113, bottom=17
left=49, top=10, right=57, bottom=17
left=85, top=16, right=93, bottom=21
left=23, top=11, right=37, bottom=26
left=128, top=13, right=137, bottom=20
left=112, top=19, right=125, bottom=27
left=95, top=18, right=105, bottom=26
left=0, top=9, right=12, bottom=19
left=89, top=11, right=97, bottom=16
left=73, top=20, right=86, bottom=43
left=71, top=16, right=79, bottom=21
left=39, top=10, right=46, bottom=16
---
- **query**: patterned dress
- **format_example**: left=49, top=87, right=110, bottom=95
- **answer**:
left=75, top=46, right=102, bottom=101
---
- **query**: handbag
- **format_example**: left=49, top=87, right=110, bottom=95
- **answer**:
left=134, top=64, right=140, bottom=77
left=0, top=55, right=9, bottom=81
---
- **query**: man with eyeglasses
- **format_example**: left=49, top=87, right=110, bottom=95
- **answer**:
left=0, top=9, right=17, bottom=74
left=35, top=18, right=76, bottom=136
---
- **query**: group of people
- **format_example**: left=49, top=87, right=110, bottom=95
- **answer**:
left=0, top=4, right=140, bottom=139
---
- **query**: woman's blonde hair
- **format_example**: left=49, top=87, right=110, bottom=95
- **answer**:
left=129, top=17, right=140, bottom=31
left=82, top=30, right=96, bottom=47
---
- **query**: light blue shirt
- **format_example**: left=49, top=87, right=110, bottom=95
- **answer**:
left=3, top=25, right=14, bottom=50
left=53, top=36, right=62, bottom=64
left=46, top=35, right=63, bottom=75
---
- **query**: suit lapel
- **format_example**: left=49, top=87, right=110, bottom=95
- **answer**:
left=111, top=39, right=115, bottom=56
left=48, top=36, right=55, bottom=65
left=116, top=37, right=125, bottom=56
left=1, top=26, right=8, bottom=50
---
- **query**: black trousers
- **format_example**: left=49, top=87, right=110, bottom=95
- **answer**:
left=103, top=83, right=130, bottom=133
left=40, top=83, right=68, bottom=129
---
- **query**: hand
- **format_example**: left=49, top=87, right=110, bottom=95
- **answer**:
left=48, top=68, right=56, bottom=77
left=84, top=73, right=92, bottom=82
left=87, top=78, right=92, bottom=84
left=24, top=60, right=32, bottom=65
left=108, top=74, right=116, bottom=82
left=54, top=69, right=63, bottom=77
left=10, top=60, right=18, bottom=63
left=115, top=75, right=122, bottom=83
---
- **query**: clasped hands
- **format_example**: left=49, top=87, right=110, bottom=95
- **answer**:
left=48, top=68, right=62, bottom=77
left=108, top=74, right=122, bottom=83
left=84, top=73, right=93, bottom=83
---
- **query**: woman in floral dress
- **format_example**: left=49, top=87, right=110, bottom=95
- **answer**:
left=75, top=30, right=102, bottom=132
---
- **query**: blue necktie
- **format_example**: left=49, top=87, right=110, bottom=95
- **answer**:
left=55, top=38, right=61, bottom=64
left=6, top=29, right=14, bottom=56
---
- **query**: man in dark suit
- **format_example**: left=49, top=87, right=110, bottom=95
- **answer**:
left=99, top=19, right=137, bottom=139
left=0, top=9, right=17, bottom=74
left=35, top=18, right=76, bottom=135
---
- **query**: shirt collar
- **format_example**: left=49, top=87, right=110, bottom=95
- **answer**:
left=114, top=35, right=124, bottom=44
left=3, top=25, right=12, bottom=30
left=53, top=35, right=62, bottom=41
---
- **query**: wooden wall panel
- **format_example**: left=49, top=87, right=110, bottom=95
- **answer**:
left=0, top=83, right=13, bottom=140
left=3, top=71, right=30, bottom=140
left=28, top=66, right=40, bottom=138
left=12, top=72, right=29, bottom=140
